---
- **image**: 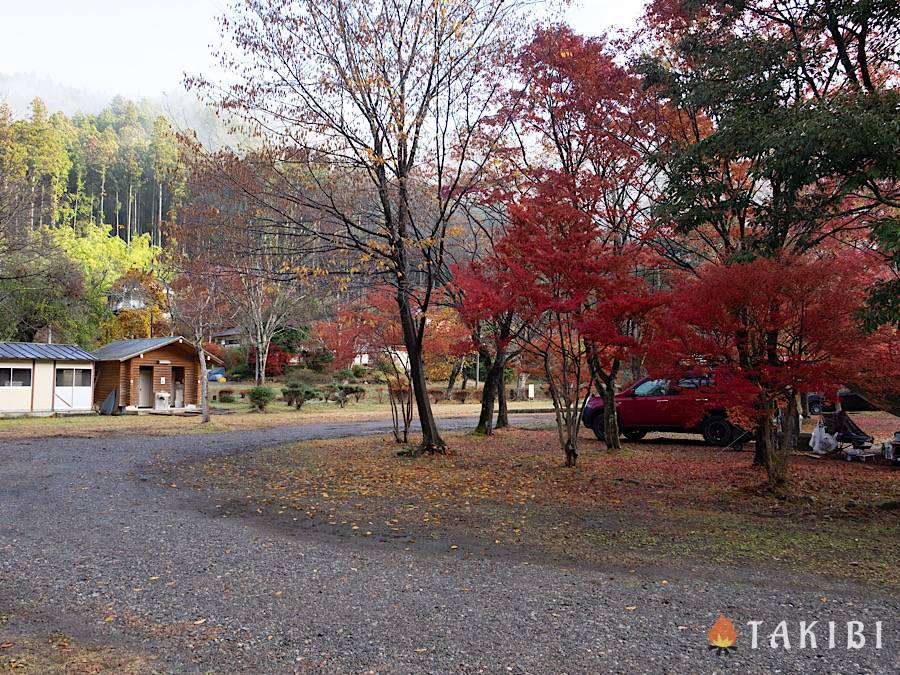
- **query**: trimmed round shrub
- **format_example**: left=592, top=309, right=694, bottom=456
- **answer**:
left=218, top=388, right=236, bottom=404
left=340, top=385, right=366, bottom=403
left=282, top=381, right=322, bottom=409
left=248, top=386, right=276, bottom=411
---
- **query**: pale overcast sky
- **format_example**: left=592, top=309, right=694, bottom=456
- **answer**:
left=0, top=0, right=648, bottom=99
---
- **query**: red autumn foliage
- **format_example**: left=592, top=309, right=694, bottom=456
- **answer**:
left=456, top=164, right=669, bottom=461
left=317, top=289, right=469, bottom=377
left=648, top=251, right=899, bottom=482
left=653, top=253, right=895, bottom=403
left=247, top=343, right=294, bottom=378
left=313, top=308, right=368, bottom=373
left=455, top=25, right=670, bottom=458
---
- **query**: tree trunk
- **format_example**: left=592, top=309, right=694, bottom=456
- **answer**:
left=445, top=356, right=463, bottom=397
left=545, top=361, right=579, bottom=467
left=627, top=354, right=643, bottom=386
left=73, top=171, right=80, bottom=230
left=782, top=391, right=800, bottom=454
left=800, top=391, right=810, bottom=417
left=753, top=416, right=767, bottom=466
left=515, top=372, right=528, bottom=401
left=496, top=371, right=509, bottom=429
left=387, top=379, right=412, bottom=444
left=475, top=365, right=498, bottom=435
left=396, top=293, right=445, bottom=452
left=157, top=181, right=163, bottom=246
left=762, top=405, right=789, bottom=486
left=199, top=348, right=210, bottom=423
left=475, top=350, right=503, bottom=435
left=564, top=438, right=578, bottom=467
left=126, top=182, right=133, bottom=244
left=254, top=338, right=269, bottom=386
left=602, top=381, right=621, bottom=449
left=99, top=167, right=106, bottom=224
left=586, top=349, right=621, bottom=449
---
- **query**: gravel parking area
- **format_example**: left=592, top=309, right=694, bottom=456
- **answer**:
left=1, top=417, right=897, bottom=673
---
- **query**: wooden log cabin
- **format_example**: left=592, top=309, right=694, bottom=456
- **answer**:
left=93, top=337, right=217, bottom=412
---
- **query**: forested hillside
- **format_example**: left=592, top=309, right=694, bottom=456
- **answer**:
left=1, top=97, right=182, bottom=245
left=0, top=97, right=178, bottom=345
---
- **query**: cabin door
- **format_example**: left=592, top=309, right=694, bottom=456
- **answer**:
left=138, top=367, right=153, bottom=408
left=54, top=367, right=93, bottom=411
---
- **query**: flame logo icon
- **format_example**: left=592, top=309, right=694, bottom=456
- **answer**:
left=708, top=614, right=738, bottom=654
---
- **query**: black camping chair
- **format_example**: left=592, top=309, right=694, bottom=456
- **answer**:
left=821, top=411, right=874, bottom=450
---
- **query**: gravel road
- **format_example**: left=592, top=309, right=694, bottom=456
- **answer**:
left=1, top=416, right=897, bottom=674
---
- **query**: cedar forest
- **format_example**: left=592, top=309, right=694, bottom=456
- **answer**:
left=1, top=0, right=897, bottom=485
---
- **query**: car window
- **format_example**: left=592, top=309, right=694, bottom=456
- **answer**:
left=634, top=379, right=668, bottom=397
left=676, top=376, right=711, bottom=389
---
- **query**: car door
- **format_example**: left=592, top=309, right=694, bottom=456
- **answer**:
left=665, top=376, right=711, bottom=430
left=618, top=378, right=670, bottom=429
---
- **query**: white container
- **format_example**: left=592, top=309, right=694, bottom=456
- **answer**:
left=155, top=392, right=171, bottom=410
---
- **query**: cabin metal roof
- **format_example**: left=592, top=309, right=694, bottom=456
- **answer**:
left=0, top=342, right=97, bottom=361
left=91, top=337, right=186, bottom=362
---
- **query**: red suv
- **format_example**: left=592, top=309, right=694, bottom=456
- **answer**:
left=581, top=374, right=742, bottom=446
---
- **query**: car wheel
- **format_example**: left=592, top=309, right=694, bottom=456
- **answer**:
left=621, top=429, right=647, bottom=441
left=591, top=414, right=605, bottom=441
left=808, top=400, right=822, bottom=415
left=702, top=416, right=734, bottom=446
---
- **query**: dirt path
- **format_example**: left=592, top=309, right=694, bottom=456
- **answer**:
left=1, top=417, right=897, bottom=673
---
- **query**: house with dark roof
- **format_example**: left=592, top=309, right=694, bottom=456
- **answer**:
left=211, top=326, right=245, bottom=348
left=0, top=342, right=97, bottom=416
left=93, top=337, right=220, bottom=413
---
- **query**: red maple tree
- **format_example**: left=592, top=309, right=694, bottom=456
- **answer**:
left=312, top=308, right=368, bottom=374
left=452, top=24, right=670, bottom=460
left=489, top=173, right=610, bottom=467
left=652, top=251, right=898, bottom=484
left=452, top=255, right=531, bottom=436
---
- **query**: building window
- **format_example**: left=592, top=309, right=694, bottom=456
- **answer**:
left=56, top=368, right=93, bottom=387
left=0, top=367, right=32, bottom=387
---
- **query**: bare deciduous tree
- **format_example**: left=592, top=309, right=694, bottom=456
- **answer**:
left=178, top=149, right=314, bottom=387
left=190, top=0, right=539, bottom=453
left=169, top=267, right=234, bottom=422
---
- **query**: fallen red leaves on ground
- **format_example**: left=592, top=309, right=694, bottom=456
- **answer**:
left=177, top=415, right=900, bottom=586
left=189, top=415, right=898, bottom=524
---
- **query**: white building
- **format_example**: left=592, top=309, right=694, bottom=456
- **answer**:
left=352, top=346, right=409, bottom=371
left=0, top=343, right=96, bottom=417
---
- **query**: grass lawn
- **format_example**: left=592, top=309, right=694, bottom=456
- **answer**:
left=176, top=412, right=900, bottom=589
